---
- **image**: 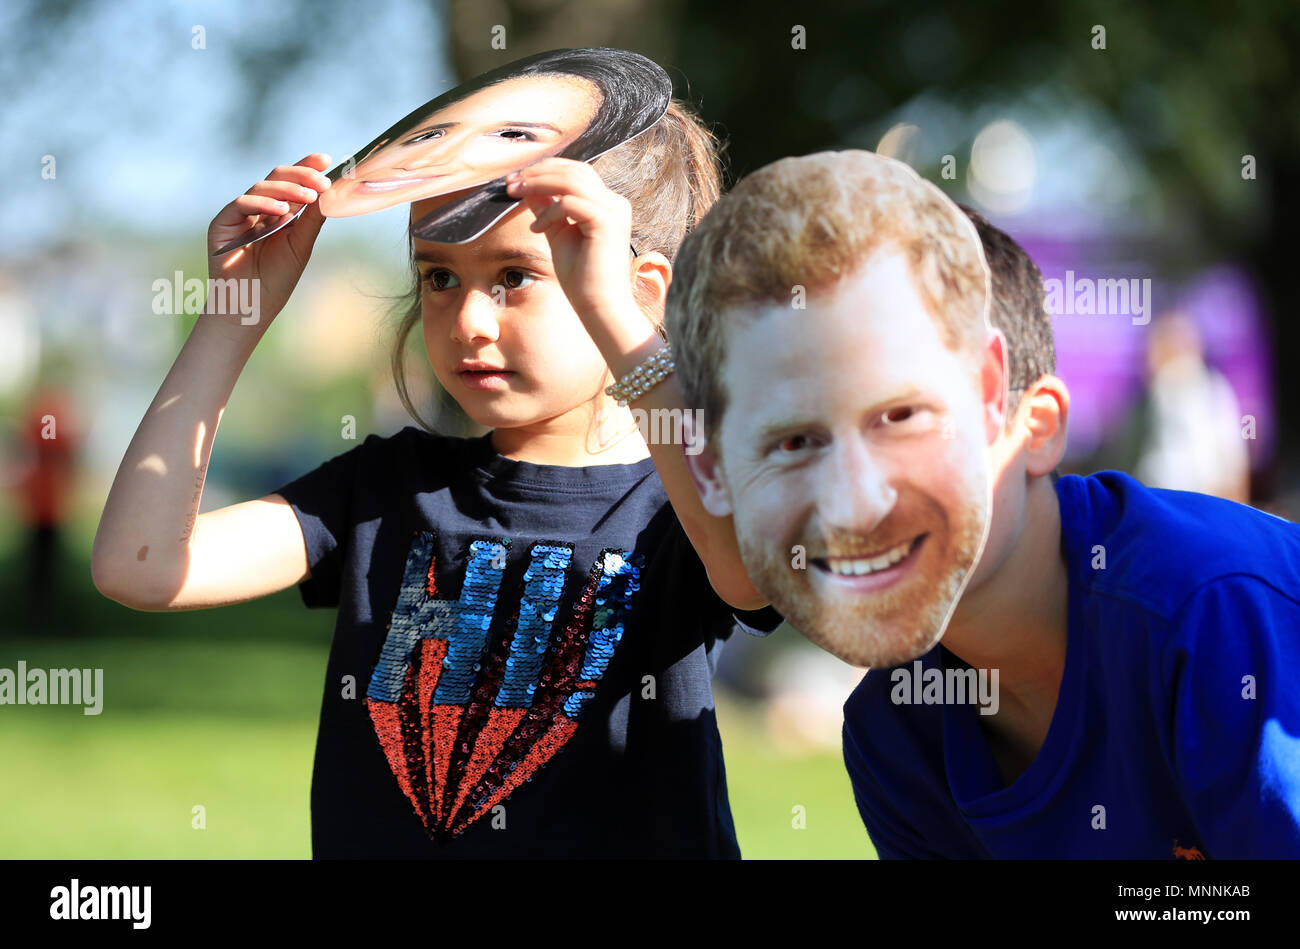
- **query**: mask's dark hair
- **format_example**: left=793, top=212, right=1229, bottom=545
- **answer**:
left=958, top=205, right=1056, bottom=422
left=408, top=48, right=673, bottom=243
left=354, top=48, right=667, bottom=165
left=514, top=47, right=671, bottom=166
left=390, top=99, right=724, bottom=434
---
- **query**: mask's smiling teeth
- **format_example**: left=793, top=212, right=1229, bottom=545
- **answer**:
left=815, top=535, right=925, bottom=577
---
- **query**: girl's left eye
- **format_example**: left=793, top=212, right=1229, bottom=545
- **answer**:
left=501, top=269, right=536, bottom=290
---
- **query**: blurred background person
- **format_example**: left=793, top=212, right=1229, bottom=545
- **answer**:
left=1086, top=310, right=1250, bottom=503
left=9, top=386, right=83, bottom=635
left=1136, top=311, right=1251, bottom=502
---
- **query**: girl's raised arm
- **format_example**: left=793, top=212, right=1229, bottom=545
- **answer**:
left=92, top=155, right=332, bottom=611
left=507, top=157, right=769, bottom=611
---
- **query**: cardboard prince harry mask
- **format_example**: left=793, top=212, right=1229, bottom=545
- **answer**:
left=667, top=151, right=1004, bottom=669
left=214, top=47, right=671, bottom=256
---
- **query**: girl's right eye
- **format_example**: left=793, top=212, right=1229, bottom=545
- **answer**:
left=422, top=269, right=460, bottom=291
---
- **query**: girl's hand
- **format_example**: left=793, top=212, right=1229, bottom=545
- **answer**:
left=207, top=153, right=333, bottom=324
left=504, top=157, right=642, bottom=329
left=506, top=159, right=768, bottom=613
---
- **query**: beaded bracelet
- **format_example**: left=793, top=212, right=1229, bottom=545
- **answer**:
left=605, top=341, right=675, bottom=406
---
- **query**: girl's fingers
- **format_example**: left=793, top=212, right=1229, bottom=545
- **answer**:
left=211, top=193, right=288, bottom=228
left=230, top=193, right=296, bottom=220
left=246, top=179, right=322, bottom=204
left=280, top=154, right=333, bottom=177
left=509, top=164, right=631, bottom=240
left=286, top=197, right=327, bottom=254
left=507, top=161, right=604, bottom=201
left=528, top=194, right=606, bottom=236
left=511, top=155, right=595, bottom=181
left=212, top=156, right=332, bottom=226
left=209, top=154, right=333, bottom=253
left=264, top=163, right=333, bottom=191
left=525, top=196, right=568, bottom=233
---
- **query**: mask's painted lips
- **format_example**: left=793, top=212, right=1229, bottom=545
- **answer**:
left=358, top=174, right=447, bottom=194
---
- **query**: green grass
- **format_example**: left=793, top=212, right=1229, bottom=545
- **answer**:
left=0, top=639, right=321, bottom=859
left=0, top=521, right=873, bottom=859
left=0, top=636, right=872, bottom=859
left=716, top=692, right=875, bottom=859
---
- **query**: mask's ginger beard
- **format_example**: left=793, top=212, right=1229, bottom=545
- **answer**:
left=738, top=486, right=990, bottom=669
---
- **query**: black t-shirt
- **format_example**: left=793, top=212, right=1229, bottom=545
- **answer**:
left=272, top=427, right=781, bottom=858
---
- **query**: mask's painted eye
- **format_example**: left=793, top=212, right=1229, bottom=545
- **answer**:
left=405, top=127, right=445, bottom=146
left=493, top=127, right=538, bottom=142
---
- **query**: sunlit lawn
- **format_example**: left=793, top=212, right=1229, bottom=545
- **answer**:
left=0, top=521, right=872, bottom=859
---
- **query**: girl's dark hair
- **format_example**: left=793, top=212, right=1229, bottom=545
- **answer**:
left=389, top=98, right=724, bottom=434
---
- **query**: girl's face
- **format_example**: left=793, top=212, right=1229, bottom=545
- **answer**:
left=410, top=196, right=616, bottom=438
left=321, top=75, right=601, bottom=218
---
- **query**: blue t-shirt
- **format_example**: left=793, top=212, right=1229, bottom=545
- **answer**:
left=272, top=426, right=781, bottom=858
left=842, top=470, right=1300, bottom=859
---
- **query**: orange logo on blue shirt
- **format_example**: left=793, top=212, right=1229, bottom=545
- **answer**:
left=1172, top=839, right=1206, bottom=860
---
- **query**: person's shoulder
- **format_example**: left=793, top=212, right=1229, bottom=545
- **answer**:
left=843, top=660, right=914, bottom=734
left=1057, top=470, right=1300, bottom=620
left=842, top=653, right=944, bottom=806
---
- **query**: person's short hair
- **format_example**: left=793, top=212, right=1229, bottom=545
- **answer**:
left=664, top=150, right=990, bottom=445
left=958, top=205, right=1056, bottom=421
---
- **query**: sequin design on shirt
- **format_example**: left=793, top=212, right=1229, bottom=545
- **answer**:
left=366, top=530, right=641, bottom=840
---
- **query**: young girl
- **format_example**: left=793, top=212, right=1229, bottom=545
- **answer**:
left=91, top=96, right=780, bottom=858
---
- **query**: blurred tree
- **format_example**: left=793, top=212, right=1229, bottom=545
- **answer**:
left=7, top=0, right=1297, bottom=492
left=646, top=0, right=1299, bottom=497
left=445, top=0, right=680, bottom=79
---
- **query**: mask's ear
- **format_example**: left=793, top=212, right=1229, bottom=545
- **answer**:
left=682, top=411, right=733, bottom=518
left=981, top=328, right=1010, bottom=446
